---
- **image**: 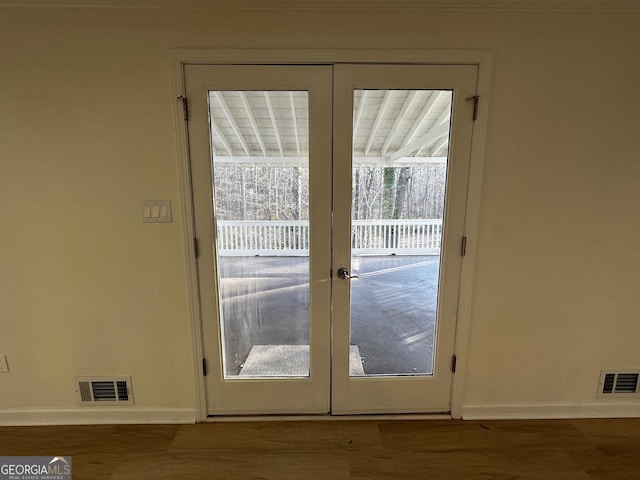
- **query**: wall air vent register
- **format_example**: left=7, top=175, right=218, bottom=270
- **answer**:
left=598, top=370, right=639, bottom=398
left=74, top=376, right=134, bottom=406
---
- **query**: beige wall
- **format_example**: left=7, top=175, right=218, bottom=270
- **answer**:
left=1, top=7, right=639, bottom=418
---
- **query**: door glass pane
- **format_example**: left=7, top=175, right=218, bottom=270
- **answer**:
left=208, top=91, right=310, bottom=378
left=350, top=89, right=452, bottom=376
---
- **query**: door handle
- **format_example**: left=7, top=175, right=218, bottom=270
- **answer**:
left=336, top=267, right=359, bottom=280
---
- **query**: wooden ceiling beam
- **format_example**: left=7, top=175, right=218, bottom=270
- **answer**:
left=239, top=92, right=267, bottom=156
left=363, top=90, right=392, bottom=157
left=353, top=90, right=368, bottom=142
left=401, top=90, right=444, bottom=148
left=381, top=90, right=418, bottom=156
left=289, top=92, right=301, bottom=155
left=212, top=92, right=251, bottom=156
left=212, top=155, right=447, bottom=167
left=265, top=92, right=284, bottom=156
left=390, top=122, right=449, bottom=161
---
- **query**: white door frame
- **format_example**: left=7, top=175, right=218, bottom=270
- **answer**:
left=169, top=49, right=492, bottom=422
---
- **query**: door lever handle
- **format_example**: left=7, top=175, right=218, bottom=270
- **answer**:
left=336, top=267, right=359, bottom=280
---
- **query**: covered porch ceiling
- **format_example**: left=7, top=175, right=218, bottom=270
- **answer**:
left=208, top=89, right=452, bottom=167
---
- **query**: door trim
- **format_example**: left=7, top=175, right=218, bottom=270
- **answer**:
left=170, top=49, right=493, bottom=422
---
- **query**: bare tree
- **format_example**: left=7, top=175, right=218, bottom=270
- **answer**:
left=213, top=164, right=446, bottom=223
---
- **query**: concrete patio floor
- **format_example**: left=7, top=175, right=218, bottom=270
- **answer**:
left=218, top=255, right=440, bottom=376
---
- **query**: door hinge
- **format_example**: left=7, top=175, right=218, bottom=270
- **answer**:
left=178, top=95, right=189, bottom=121
left=202, top=358, right=207, bottom=376
left=452, top=354, right=457, bottom=373
left=466, top=95, right=479, bottom=121
left=194, top=237, right=199, bottom=258
left=461, top=236, right=467, bottom=257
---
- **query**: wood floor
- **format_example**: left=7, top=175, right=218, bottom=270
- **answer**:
left=1, top=418, right=639, bottom=479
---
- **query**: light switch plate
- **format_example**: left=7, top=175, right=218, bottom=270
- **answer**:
left=0, top=354, right=9, bottom=373
left=142, top=200, right=172, bottom=223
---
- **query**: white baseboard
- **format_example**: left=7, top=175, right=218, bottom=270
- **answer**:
left=0, top=407, right=197, bottom=426
left=461, top=402, right=640, bottom=420
left=4, top=404, right=638, bottom=425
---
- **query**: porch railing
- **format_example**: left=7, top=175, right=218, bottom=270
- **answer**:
left=351, top=219, right=442, bottom=255
left=216, top=219, right=442, bottom=256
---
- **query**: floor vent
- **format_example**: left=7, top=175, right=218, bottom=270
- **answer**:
left=598, top=370, right=640, bottom=398
left=74, top=377, right=134, bottom=406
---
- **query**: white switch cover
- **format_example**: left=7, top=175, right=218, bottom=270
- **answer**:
left=0, top=354, right=8, bottom=373
left=142, top=200, right=172, bottom=223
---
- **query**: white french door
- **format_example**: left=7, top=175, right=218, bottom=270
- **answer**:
left=185, top=63, right=477, bottom=415
left=186, top=65, right=333, bottom=414
left=331, top=65, right=476, bottom=413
